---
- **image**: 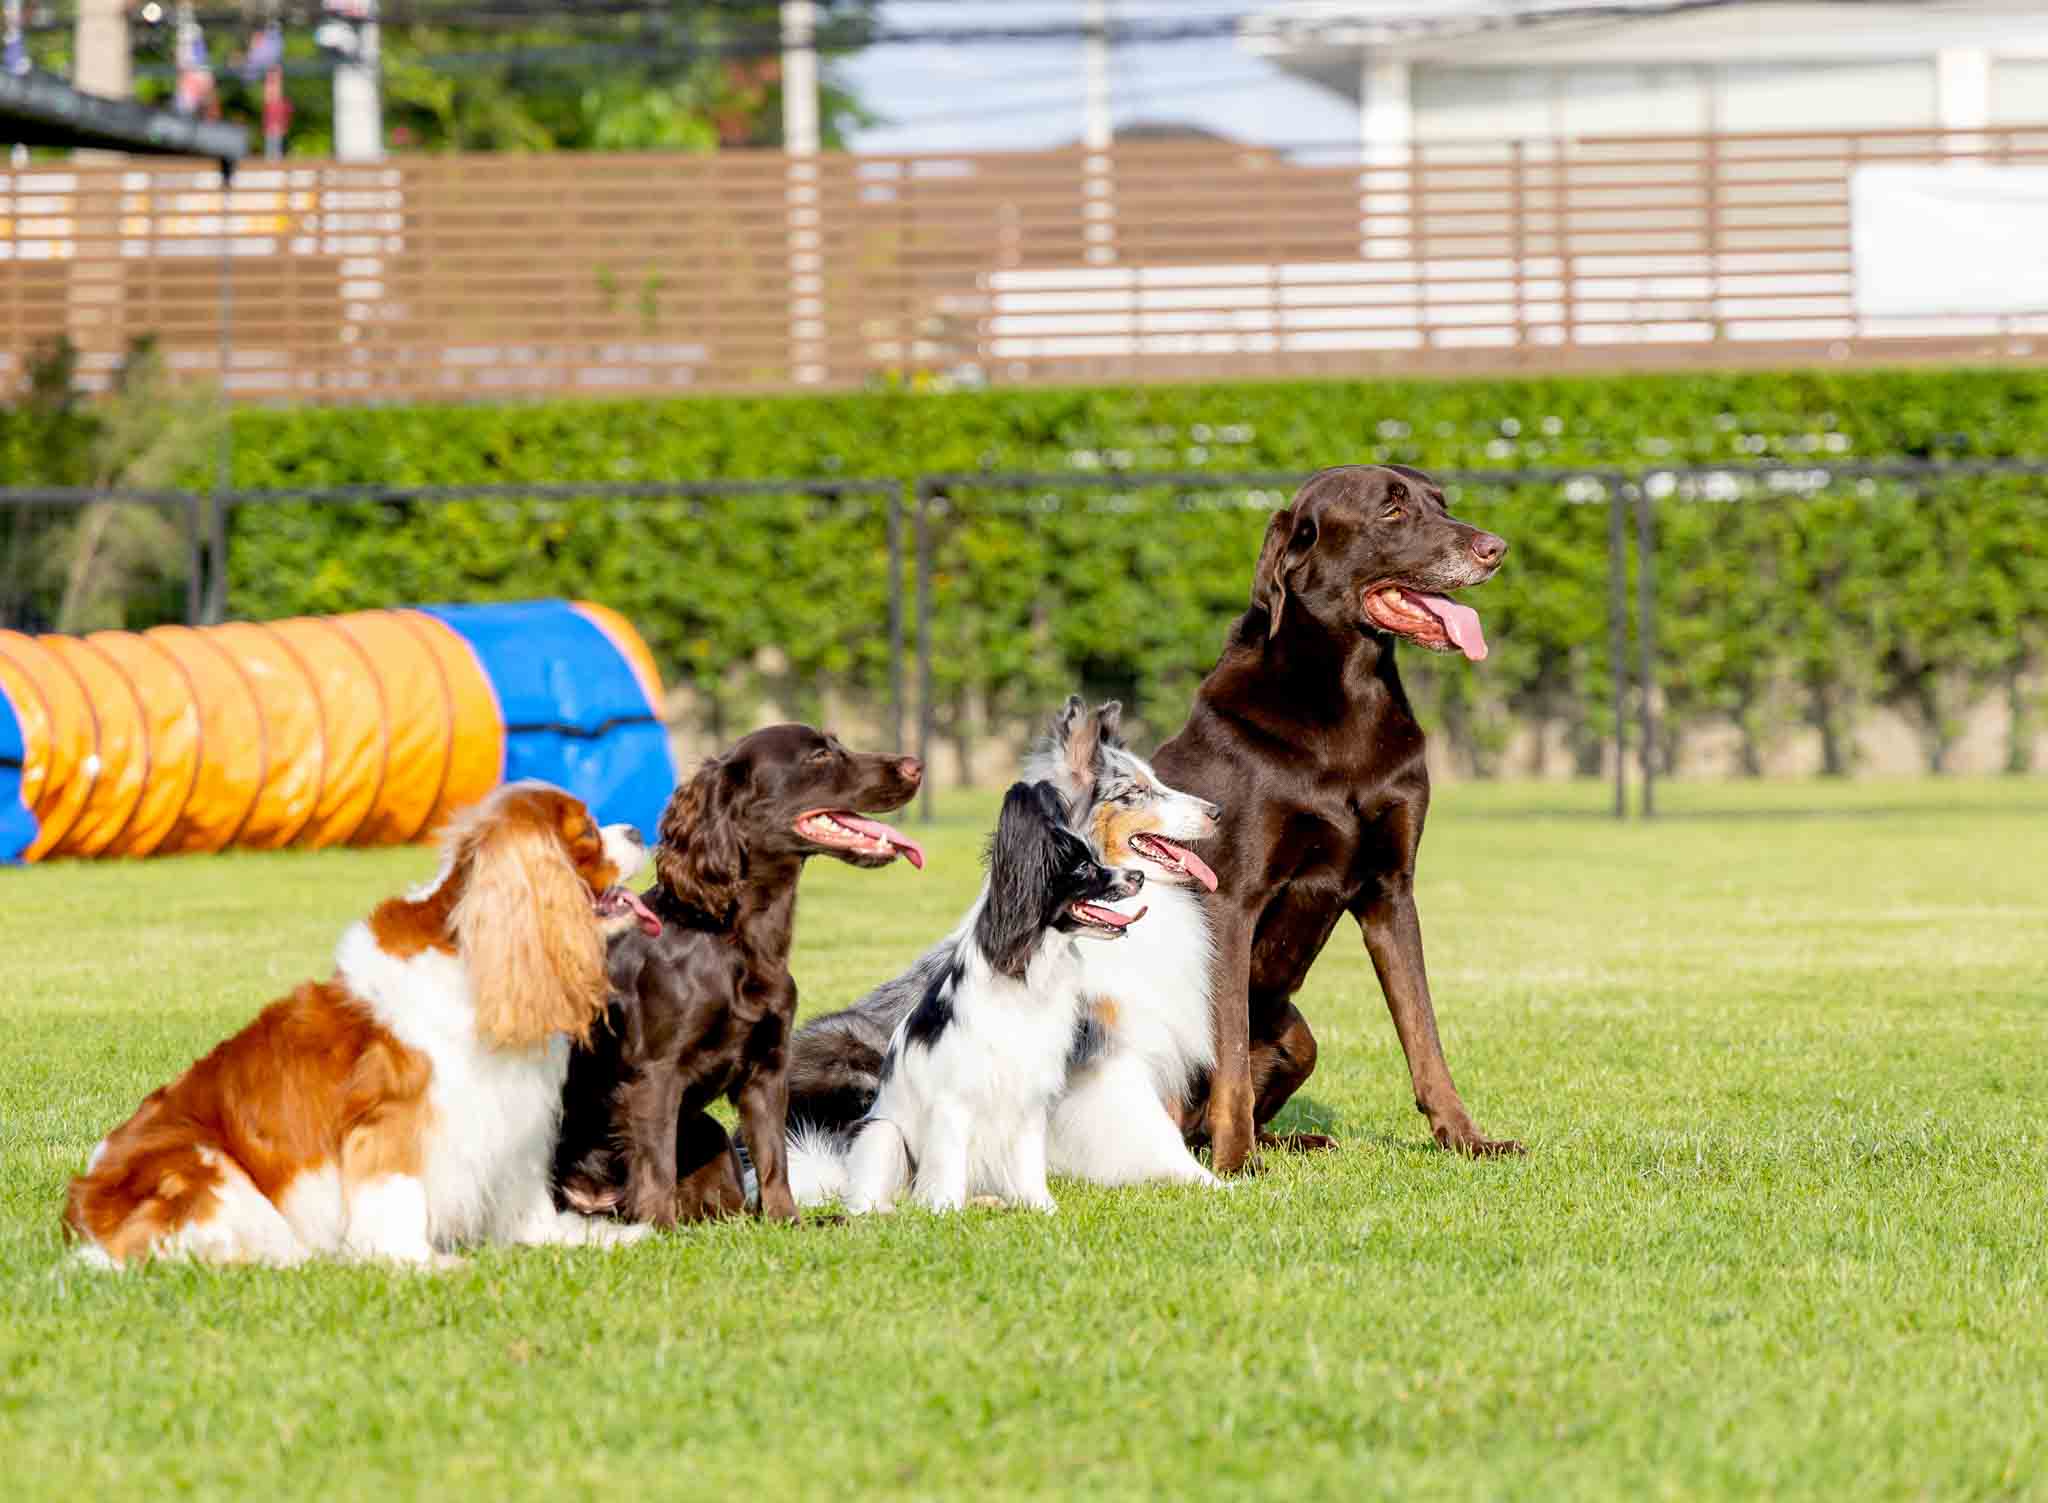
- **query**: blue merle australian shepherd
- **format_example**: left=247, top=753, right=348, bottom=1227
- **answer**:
left=782, top=696, right=1224, bottom=1201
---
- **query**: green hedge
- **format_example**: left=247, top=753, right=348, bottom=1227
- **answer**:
left=6, top=366, right=2044, bottom=773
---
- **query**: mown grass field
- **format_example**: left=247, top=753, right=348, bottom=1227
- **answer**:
left=2, top=778, right=2043, bottom=1501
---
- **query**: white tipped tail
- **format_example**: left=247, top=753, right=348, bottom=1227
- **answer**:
left=784, top=1123, right=854, bottom=1208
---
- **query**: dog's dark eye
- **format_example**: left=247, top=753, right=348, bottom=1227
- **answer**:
left=808, top=746, right=835, bottom=764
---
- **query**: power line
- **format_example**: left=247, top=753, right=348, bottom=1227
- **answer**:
left=29, top=0, right=1947, bottom=45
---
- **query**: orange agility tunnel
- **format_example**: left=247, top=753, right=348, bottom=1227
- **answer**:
left=0, top=600, right=675, bottom=864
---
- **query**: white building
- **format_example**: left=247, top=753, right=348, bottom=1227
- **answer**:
left=1241, top=1, right=2048, bottom=150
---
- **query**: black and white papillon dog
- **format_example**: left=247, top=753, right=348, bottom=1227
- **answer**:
left=789, top=779, right=1145, bottom=1214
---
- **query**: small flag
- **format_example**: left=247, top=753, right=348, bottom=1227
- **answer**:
left=3, top=0, right=28, bottom=76
left=262, top=62, right=291, bottom=158
left=173, top=5, right=217, bottom=118
left=241, top=20, right=283, bottom=82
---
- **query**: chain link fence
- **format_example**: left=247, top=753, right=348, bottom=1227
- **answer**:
left=7, top=459, right=2043, bottom=820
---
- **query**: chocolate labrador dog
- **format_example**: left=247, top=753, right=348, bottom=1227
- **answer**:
left=553, top=724, right=925, bottom=1225
left=1152, top=464, right=1523, bottom=1173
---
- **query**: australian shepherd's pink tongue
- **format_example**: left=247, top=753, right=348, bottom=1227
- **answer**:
left=1151, top=838, right=1218, bottom=893
left=1414, top=594, right=1489, bottom=661
left=834, top=812, right=926, bottom=869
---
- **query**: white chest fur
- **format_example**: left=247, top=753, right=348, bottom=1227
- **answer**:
left=1077, top=883, right=1216, bottom=1095
left=334, top=923, right=568, bottom=1248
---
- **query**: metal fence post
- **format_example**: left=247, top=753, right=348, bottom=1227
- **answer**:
left=182, top=492, right=204, bottom=626
left=1604, top=472, right=1630, bottom=820
left=1633, top=477, right=1659, bottom=818
left=888, top=486, right=905, bottom=755
left=208, top=170, right=236, bottom=627
left=203, top=495, right=230, bottom=625
left=915, top=478, right=935, bottom=825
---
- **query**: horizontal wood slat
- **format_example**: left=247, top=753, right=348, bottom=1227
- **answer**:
left=4, top=122, right=2046, bottom=402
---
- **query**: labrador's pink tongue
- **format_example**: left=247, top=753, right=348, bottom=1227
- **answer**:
left=1415, top=595, right=1488, bottom=662
left=836, top=813, right=926, bottom=870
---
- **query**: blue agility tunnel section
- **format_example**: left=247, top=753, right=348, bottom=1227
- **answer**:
left=0, top=687, right=35, bottom=863
left=419, top=600, right=677, bottom=838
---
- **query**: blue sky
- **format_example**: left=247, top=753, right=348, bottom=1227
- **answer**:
left=839, top=1, right=1358, bottom=152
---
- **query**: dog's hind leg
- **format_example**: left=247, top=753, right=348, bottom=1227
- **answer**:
left=843, top=1119, right=910, bottom=1215
left=674, top=1112, right=747, bottom=1222
left=167, top=1150, right=309, bottom=1266
left=1247, top=1003, right=1337, bottom=1152
left=1052, top=1052, right=1219, bottom=1187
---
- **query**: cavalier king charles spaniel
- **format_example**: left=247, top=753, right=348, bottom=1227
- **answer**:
left=65, top=781, right=661, bottom=1269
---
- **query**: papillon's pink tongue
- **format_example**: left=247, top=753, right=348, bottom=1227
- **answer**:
left=1073, top=901, right=1142, bottom=928
left=1414, top=594, right=1488, bottom=661
left=835, top=813, right=926, bottom=870
left=624, top=889, right=661, bottom=936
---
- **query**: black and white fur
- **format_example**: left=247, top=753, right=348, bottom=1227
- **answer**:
left=784, top=697, right=1220, bottom=1190
left=793, top=781, right=1144, bottom=1214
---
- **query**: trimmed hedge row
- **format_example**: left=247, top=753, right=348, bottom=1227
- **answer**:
left=6, top=366, right=2044, bottom=773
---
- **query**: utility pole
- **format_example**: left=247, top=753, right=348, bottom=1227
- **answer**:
left=781, top=0, right=819, bottom=155
left=1082, top=0, right=1110, bottom=152
left=68, top=0, right=130, bottom=376
left=328, top=0, right=382, bottom=161
left=1081, top=0, right=1114, bottom=265
left=72, top=0, right=129, bottom=103
left=781, top=2, right=824, bottom=384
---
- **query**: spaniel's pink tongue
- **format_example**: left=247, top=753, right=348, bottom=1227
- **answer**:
left=623, top=889, right=661, bottom=936
left=1414, top=595, right=1488, bottom=661
left=836, top=813, right=926, bottom=870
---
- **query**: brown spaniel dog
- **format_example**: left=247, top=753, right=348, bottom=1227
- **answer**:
left=553, top=724, right=923, bottom=1225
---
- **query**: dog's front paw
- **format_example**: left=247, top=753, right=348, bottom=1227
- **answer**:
left=1433, top=1119, right=1526, bottom=1157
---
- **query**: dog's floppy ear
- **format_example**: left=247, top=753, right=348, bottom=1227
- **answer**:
left=1251, top=503, right=1320, bottom=639
left=453, top=791, right=608, bottom=1050
left=976, top=780, right=1065, bottom=979
left=654, top=756, right=745, bottom=925
left=1027, top=778, right=1070, bottom=827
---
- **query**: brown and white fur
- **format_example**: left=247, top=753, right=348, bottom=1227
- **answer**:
left=63, top=781, right=656, bottom=1269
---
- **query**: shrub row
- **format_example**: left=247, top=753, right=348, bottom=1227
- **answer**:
left=5, top=366, right=2043, bottom=773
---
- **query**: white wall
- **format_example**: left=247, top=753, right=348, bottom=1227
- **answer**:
left=1991, top=58, right=2048, bottom=123
left=1412, top=59, right=1942, bottom=140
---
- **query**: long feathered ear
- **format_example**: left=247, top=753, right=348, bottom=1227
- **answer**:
left=1251, top=504, right=1318, bottom=639
left=452, top=801, right=607, bottom=1051
left=975, top=780, right=1065, bottom=979
left=653, top=757, right=744, bottom=925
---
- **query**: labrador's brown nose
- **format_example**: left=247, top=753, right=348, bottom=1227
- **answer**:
left=1470, top=531, right=1508, bottom=568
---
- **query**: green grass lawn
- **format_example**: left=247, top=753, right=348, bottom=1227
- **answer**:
left=2, top=778, right=2044, bottom=1501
